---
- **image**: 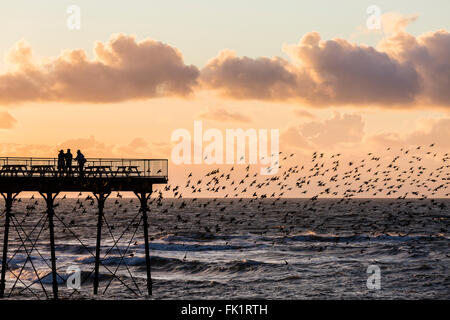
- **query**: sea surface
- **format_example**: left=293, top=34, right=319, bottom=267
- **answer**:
left=0, top=198, right=449, bottom=299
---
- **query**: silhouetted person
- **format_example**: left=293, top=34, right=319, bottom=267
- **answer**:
left=74, top=150, right=86, bottom=177
left=57, top=150, right=65, bottom=176
left=65, top=149, right=73, bottom=176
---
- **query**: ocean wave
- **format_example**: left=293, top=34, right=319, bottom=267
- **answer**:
left=136, top=256, right=273, bottom=275
left=269, top=233, right=450, bottom=243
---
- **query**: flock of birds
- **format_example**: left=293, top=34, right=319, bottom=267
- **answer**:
left=9, top=144, right=450, bottom=240
left=158, top=144, right=450, bottom=201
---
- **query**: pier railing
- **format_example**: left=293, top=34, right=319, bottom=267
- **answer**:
left=0, top=157, right=168, bottom=178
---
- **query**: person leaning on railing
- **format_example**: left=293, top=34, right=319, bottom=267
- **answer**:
left=74, top=150, right=86, bottom=177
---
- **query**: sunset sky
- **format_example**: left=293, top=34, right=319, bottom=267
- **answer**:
left=0, top=1, right=449, bottom=193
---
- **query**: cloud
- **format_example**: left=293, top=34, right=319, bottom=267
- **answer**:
left=0, top=142, right=55, bottom=157
left=202, top=31, right=423, bottom=107
left=199, top=107, right=251, bottom=123
left=283, top=112, right=450, bottom=153
left=201, top=19, right=449, bottom=108
left=0, top=20, right=448, bottom=109
left=116, top=137, right=153, bottom=157
left=367, top=132, right=405, bottom=149
left=300, top=112, right=365, bottom=146
left=0, top=34, right=199, bottom=104
left=379, top=30, right=450, bottom=106
left=280, top=126, right=313, bottom=150
left=405, top=118, right=450, bottom=148
left=381, top=13, right=419, bottom=35
left=292, top=109, right=316, bottom=119
left=0, top=111, right=17, bottom=128
left=200, top=50, right=300, bottom=100
left=57, top=136, right=115, bottom=156
left=288, top=32, right=421, bottom=106
left=281, top=112, right=364, bottom=150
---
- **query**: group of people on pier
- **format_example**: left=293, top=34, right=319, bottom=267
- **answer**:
left=57, top=149, right=86, bottom=176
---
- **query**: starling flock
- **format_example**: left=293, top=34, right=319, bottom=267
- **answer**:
left=14, top=144, right=450, bottom=241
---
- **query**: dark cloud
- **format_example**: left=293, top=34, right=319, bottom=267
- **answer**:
left=0, top=26, right=448, bottom=108
left=200, top=50, right=301, bottom=100
left=0, top=34, right=199, bottom=104
left=201, top=29, right=449, bottom=108
left=380, top=30, right=450, bottom=106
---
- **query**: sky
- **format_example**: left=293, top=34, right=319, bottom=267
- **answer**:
left=0, top=1, right=449, bottom=195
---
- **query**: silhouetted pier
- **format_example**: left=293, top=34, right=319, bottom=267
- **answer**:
left=0, top=157, right=168, bottom=299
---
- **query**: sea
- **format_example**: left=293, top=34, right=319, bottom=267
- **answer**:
left=0, top=198, right=449, bottom=299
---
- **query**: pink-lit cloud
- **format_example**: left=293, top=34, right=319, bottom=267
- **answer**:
left=201, top=16, right=449, bottom=108
left=281, top=112, right=364, bottom=150
left=0, top=18, right=448, bottom=109
left=0, top=34, right=199, bottom=104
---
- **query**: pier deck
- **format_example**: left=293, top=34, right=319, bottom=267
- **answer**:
left=0, top=157, right=168, bottom=192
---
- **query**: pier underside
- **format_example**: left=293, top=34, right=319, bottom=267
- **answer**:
left=0, top=157, right=168, bottom=299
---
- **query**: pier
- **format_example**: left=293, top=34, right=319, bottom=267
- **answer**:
left=0, top=157, right=168, bottom=299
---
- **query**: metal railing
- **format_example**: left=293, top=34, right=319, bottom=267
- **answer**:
left=0, top=157, right=168, bottom=178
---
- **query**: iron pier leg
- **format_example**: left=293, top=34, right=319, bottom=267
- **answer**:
left=93, top=192, right=110, bottom=295
left=0, top=192, right=18, bottom=298
left=135, top=189, right=152, bottom=296
left=40, top=192, right=59, bottom=300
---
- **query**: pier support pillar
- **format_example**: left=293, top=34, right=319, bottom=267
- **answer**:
left=0, top=192, right=19, bottom=298
left=93, top=192, right=110, bottom=295
left=40, top=192, right=59, bottom=300
left=135, top=189, right=152, bottom=296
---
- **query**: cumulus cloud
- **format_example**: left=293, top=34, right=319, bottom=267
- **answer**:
left=283, top=112, right=450, bottom=153
left=0, top=111, right=17, bottom=128
left=199, top=107, right=251, bottom=123
left=0, top=34, right=199, bottom=104
left=300, top=112, right=365, bottom=146
left=380, top=13, right=419, bottom=35
left=0, top=20, right=448, bottom=109
left=405, top=118, right=450, bottom=148
left=287, top=32, right=420, bottom=106
left=379, top=30, right=450, bottom=106
left=280, top=126, right=313, bottom=150
left=281, top=112, right=364, bottom=150
left=201, top=20, right=449, bottom=108
left=200, top=50, right=301, bottom=100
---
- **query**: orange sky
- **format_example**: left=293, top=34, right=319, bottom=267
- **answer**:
left=0, top=11, right=449, bottom=198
